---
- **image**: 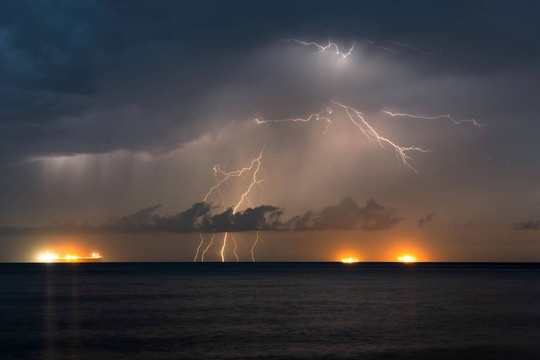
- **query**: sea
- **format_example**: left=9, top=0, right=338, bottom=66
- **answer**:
left=1, top=262, right=539, bottom=360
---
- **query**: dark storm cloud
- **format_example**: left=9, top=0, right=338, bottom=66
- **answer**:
left=99, top=198, right=400, bottom=233
left=512, top=220, right=540, bottom=231
left=103, top=202, right=283, bottom=233
left=288, top=197, right=402, bottom=231
left=0, top=197, right=401, bottom=234
left=103, top=204, right=164, bottom=232
left=418, top=213, right=435, bottom=227
left=1, top=0, right=538, bottom=162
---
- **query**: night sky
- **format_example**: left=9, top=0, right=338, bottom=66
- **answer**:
left=1, top=1, right=539, bottom=262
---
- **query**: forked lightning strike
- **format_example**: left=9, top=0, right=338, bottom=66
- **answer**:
left=332, top=101, right=428, bottom=173
left=255, top=101, right=428, bottom=172
left=382, top=111, right=482, bottom=127
left=196, top=147, right=267, bottom=262
left=203, top=148, right=265, bottom=203
left=285, top=39, right=355, bottom=58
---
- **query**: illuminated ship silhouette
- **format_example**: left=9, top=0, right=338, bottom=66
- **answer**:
left=37, top=252, right=103, bottom=263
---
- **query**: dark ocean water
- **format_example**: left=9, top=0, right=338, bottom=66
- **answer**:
left=0, top=262, right=539, bottom=360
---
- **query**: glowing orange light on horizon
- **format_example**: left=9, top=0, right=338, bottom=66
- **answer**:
left=397, top=255, right=417, bottom=263
left=37, top=251, right=102, bottom=262
left=341, top=257, right=359, bottom=264
left=37, top=252, right=60, bottom=262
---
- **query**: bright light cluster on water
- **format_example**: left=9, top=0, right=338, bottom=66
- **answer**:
left=398, top=255, right=417, bottom=263
left=37, top=252, right=102, bottom=262
left=341, top=257, right=359, bottom=264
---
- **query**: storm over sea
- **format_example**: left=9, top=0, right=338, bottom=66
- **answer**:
left=1, top=263, right=538, bottom=360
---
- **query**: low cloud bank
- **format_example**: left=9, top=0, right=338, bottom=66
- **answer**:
left=1, top=197, right=402, bottom=234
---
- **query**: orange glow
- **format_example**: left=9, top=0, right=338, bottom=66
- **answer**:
left=341, top=257, right=359, bottom=264
left=397, top=254, right=417, bottom=263
left=37, top=252, right=59, bottom=262
left=37, top=251, right=102, bottom=262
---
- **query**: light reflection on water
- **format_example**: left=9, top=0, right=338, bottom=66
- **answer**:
left=1, top=263, right=539, bottom=360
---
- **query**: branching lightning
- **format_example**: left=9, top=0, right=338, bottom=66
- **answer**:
left=255, top=101, right=428, bottom=173
left=191, top=35, right=478, bottom=262
left=332, top=101, right=428, bottom=172
left=285, top=39, right=355, bottom=58
left=196, top=147, right=267, bottom=262
left=232, top=147, right=266, bottom=214
left=382, top=111, right=482, bottom=127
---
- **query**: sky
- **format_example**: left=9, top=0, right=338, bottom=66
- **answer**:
left=1, top=0, right=539, bottom=262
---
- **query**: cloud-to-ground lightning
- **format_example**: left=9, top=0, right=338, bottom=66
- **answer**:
left=195, top=35, right=477, bottom=260
left=382, top=111, right=482, bottom=127
left=200, top=234, right=216, bottom=262
left=251, top=231, right=261, bottom=262
left=196, top=147, right=267, bottom=262
left=230, top=233, right=240, bottom=262
left=368, top=40, right=442, bottom=55
left=285, top=39, right=355, bottom=58
left=194, top=233, right=205, bottom=262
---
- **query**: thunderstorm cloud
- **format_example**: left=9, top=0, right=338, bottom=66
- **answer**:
left=1, top=197, right=401, bottom=234
left=1, top=1, right=539, bottom=262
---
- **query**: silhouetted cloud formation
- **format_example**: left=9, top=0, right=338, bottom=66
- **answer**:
left=513, top=220, right=540, bottom=230
left=418, top=213, right=435, bottom=227
left=0, top=197, right=402, bottom=234
left=103, top=204, right=164, bottom=232
left=288, top=197, right=402, bottom=231
left=103, top=202, right=283, bottom=233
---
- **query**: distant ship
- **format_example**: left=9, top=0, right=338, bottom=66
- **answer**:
left=37, top=252, right=103, bottom=263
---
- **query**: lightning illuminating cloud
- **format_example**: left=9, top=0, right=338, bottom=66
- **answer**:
left=382, top=111, right=482, bottom=127
left=255, top=106, right=333, bottom=133
left=333, top=101, right=428, bottom=172
left=285, top=39, right=355, bottom=58
left=255, top=101, right=428, bottom=173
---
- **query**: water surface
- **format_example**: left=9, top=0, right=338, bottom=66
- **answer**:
left=1, top=262, right=538, bottom=359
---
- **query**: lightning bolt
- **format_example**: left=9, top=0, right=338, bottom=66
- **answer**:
left=332, top=101, right=428, bottom=172
left=194, top=233, right=205, bottom=262
left=382, top=111, right=482, bottom=127
left=197, top=146, right=267, bottom=262
left=251, top=231, right=261, bottom=262
left=220, top=232, right=228, bottom=263
left=203, top=147, right=265, bottom=204
left=255, top=101, right=428, bottom=173
left=285, top=39, right=355, bottom=58
left=232, top=146, right=266, bottom=214
left=230, top=233, right=240, bottom=262
left=255, top=107, right=334, bottom=134
left=368, top=40, right=442, bottom=55
left=200, top=234, right=215, bottom=262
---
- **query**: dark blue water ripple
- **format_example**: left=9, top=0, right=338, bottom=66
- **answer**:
left=0, top=262, right=538, bottom=359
